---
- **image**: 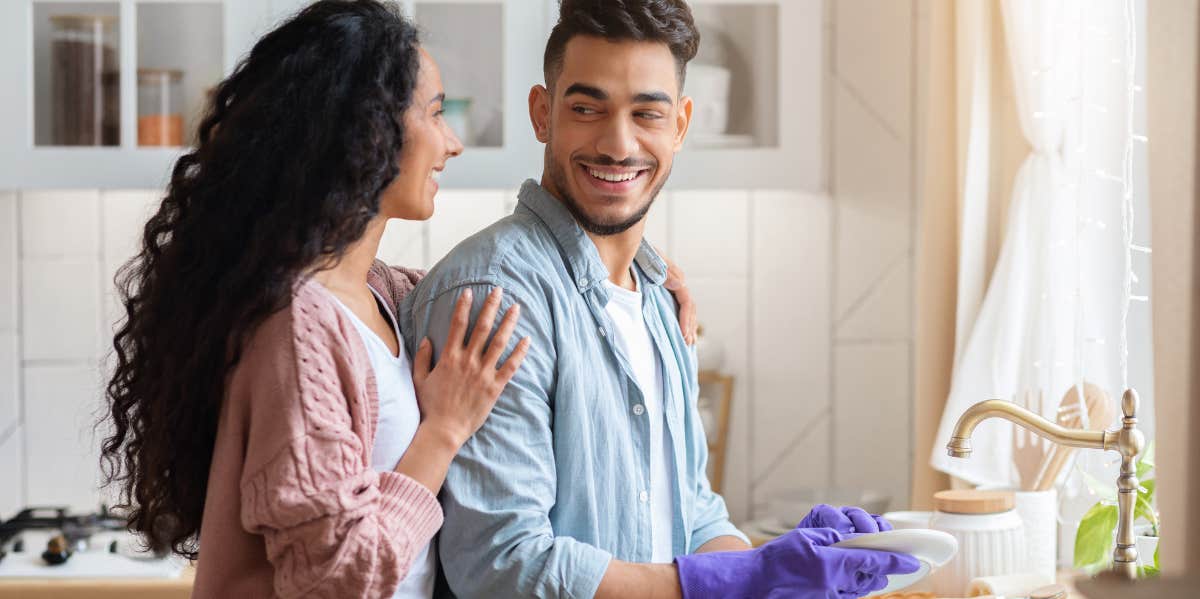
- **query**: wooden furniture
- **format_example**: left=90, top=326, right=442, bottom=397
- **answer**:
left=0, top=564, right=194, bottom=599
left=697, top=369, right=734, bottom=494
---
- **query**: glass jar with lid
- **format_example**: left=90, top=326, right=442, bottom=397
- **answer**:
left=49, top=14, right=120, bottom=146
left=138, top=69, right=184, bottom=147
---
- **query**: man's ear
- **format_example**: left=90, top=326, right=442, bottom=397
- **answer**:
left=529, top=84, right=552, bottom=144
left=673, top=95, right=694, bottom=152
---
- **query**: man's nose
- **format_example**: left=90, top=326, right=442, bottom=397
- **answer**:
left=594, top=116, right=639, bottom=162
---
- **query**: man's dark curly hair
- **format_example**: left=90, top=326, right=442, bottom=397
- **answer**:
left=98, top=0, right=421, bottom=559
left=544, top=0, right=700, bottom=91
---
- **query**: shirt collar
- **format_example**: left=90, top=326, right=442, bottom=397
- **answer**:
left=515, top=179, right=668, bottom=293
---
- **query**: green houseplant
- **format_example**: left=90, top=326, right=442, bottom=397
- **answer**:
left=1073, top=442, right=1159, bottom=577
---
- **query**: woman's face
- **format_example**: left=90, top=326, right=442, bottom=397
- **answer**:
left=379, top=48, right=464, bottom=220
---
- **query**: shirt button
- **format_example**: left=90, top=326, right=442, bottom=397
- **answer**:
left=639, top=491, right=649, bottom=503
left=578, top=277, right=589, bottom=289
left=632, top=404, right=645, bottom=416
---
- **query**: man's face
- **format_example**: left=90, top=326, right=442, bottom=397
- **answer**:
left=530, top=36, right=693, bottom=236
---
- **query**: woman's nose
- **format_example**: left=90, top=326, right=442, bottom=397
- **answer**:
left=446, top=125, right=464, bottom=158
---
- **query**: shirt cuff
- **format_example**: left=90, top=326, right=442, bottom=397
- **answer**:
left=551, top=539, right=613, bottom=599
left=689, top=520, right=750, bottom=554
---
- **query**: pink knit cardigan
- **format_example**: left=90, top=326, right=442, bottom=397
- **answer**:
left=191, top=261, right=439, bottom=598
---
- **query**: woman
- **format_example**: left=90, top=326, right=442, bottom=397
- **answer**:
left=99, top=2, right=696, bottom=598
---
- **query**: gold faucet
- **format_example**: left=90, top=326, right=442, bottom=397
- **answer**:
left=946, top=388, right=1145, bottom=580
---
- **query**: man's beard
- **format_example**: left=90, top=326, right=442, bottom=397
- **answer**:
left=545, top=147, right=668, bottom=236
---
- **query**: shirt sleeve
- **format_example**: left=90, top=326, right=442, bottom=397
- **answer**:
left=407, top=281, right=613, bottom=599
left=682, top=346, right=750, bottom=553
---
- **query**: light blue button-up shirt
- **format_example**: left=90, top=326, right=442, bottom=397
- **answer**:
left=401, top=180, right=746, bottom=599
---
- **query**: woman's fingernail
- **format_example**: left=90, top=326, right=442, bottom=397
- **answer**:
left=463, top=288, right=473, bottom=300
left=491, top=287, right=502, bottom=297
left=420, top=337, right=430, bottom=347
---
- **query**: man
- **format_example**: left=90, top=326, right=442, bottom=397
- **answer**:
left=403, top=1, right=918, bottom=597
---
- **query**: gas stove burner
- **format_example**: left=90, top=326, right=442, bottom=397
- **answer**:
left=0, top=505, right=132, bottom=565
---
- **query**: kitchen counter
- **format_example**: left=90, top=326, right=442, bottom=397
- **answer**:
left=0, top=564, right=193, bottom=599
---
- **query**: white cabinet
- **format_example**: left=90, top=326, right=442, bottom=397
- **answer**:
left=0, top=0, right=823, bottom=191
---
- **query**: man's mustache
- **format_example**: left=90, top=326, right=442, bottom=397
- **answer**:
left=574, top=154, right=657, bottom=169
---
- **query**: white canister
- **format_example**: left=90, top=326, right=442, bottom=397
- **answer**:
left=928, top=490, right=1026, bottom=597
left=1013, top=489, right=1057, bottom=585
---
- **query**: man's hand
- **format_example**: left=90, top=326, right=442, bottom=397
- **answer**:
left=798, top=504, right=893, bottom=534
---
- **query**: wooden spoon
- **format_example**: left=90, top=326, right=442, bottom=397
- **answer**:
left=1033, top=382, right=1115, bottom=491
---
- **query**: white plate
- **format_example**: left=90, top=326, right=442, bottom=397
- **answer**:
left=832, top=529, right=958, bottom=597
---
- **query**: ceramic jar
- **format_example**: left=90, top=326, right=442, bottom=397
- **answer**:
left=928, top=490, right=1026, bottom=596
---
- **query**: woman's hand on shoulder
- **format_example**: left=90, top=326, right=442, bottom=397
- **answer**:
left=411, top=287, right=530, bottom=448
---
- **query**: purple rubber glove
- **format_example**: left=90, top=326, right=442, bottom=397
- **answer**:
left=675, top=527, right=920, bottom=599
left=799, top=504, right=893, bottom=534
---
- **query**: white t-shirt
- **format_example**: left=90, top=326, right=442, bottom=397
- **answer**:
left=329, top=286, right=436, bottom=599
left=602, top=272, right=677, bottom=563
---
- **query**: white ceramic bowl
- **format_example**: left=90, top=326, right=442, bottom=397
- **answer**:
left=833, top=529, right=959, bottom=597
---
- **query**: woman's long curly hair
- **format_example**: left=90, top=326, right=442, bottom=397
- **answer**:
left=100, top=0, right=421, bottom=559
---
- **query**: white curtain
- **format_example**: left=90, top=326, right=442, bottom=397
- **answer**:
left=932, top=0, right=1149, bottom=497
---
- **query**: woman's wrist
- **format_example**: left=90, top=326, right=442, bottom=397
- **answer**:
left=393, top=424, right=463, bottom=494
left=420, top=420, right=468, bottom=451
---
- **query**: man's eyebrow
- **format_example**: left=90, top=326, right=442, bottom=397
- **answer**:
left=564, top=83, right=608, bottom=101
left=429, top=92, right=446, bottom=105
left=633, top=91, right=673, bottom=105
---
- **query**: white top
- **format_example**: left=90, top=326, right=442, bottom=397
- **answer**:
left=603, top=272, right=677, bottom=563
left=329, top=286, right=436, bottom=599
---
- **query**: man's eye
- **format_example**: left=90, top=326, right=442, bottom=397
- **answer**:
left=635, top=112, right=662, bottom=120
left=572, top=106, right=597, bottom=115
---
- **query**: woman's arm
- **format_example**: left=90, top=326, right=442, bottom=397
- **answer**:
left=395, top=286, right=529, bottom=494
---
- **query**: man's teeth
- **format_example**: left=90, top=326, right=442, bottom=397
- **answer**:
left=589, top=169, right=640, bottom=183
left=431, top=170, right=442, bottom=182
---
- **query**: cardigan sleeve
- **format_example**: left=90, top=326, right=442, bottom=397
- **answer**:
left=235, top=287, right=442, bottom=598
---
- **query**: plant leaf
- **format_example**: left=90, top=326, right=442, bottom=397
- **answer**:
left=1140, top=441, right=1155, bottom=468
left=1135, top=492, right=1158, bottom=529
left=1075, top=502, right=1119, bottom=569
left=1079, top=465, right=1118, bottom=502
left=1154, top=540, right=1160, bottom=569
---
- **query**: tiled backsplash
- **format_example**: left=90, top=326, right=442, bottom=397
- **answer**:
left=0, top=186, right=915, bottom=525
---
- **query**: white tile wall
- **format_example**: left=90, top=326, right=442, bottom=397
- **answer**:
left=827, top=0, right=918, bottom=511
left=687, top=277, right=751, bottom=521
left=23, top=364, right=104, bottom=511
left=832, top=343, right=912, bottom=506
left=0, top=332, right=17, bottom=438
left=669, top=191, right=750, bottom=278
left=21, top=259, right=103, bottom=362
left=642, top=192, right=671, bottom=252
left=834, top=0, right=914, bottom=140
left=101, top=191, right=163, bottom=338
left=836, top=256, right=913, bottom=342
left=20, top=190, right=100, bottom=258
left=427, top=190, right=508, bottom=264
left=378, top=218, right=428, bottom=270
left=750, top=190, right=832, bottom=507
left=0, top=426, right=22, bottom=518
left=0, top=192, right=17, bottom=330
left=832, top=81, right=914, bottom=321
